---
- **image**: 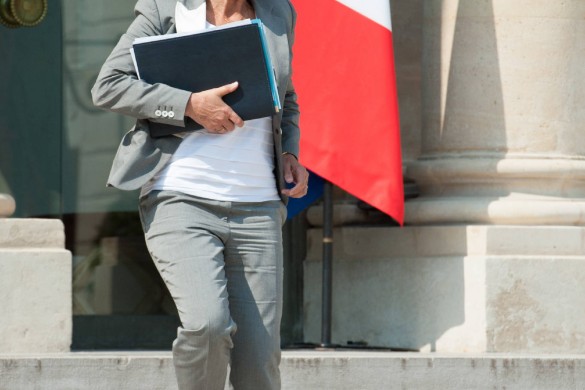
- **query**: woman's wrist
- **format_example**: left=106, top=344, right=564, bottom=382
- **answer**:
left=184, top=93, right=198, bottom=120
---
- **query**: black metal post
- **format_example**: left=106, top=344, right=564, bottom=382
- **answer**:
left=320, top=180, right=334, bottom=347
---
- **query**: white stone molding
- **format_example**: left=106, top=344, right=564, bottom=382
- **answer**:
left=407, top=155, right=585, bottom=225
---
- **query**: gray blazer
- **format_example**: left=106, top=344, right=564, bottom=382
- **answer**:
left=91, top=0, right=300, bottom=203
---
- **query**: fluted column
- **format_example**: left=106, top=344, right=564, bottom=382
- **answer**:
left=406, top=0, right=585, bottom=225
left=0, top=194, right=15, bottom=217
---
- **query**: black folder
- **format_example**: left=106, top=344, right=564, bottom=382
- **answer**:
left=131, top=20, right=280, bottom=137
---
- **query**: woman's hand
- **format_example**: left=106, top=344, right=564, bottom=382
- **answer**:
left=185, top=82, right=244, bottom=133
left=281, top=153, right=309, bottom=198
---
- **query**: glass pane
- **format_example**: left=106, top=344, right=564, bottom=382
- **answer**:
left=61, top=1, right=179, bottom=346
left=0, top=3, right=62, bottom=217
left=62, top=0, right=138, bottom=214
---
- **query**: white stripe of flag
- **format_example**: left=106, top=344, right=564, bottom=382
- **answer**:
left=335, top=0, right=392, bottom=31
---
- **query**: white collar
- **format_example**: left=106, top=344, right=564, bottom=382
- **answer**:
left=175, top=1, right=206, bottom=33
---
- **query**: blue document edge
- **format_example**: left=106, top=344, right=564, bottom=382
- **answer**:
left=286, top=171, right=325, bottom=219
left=252, top=19, right=282, bottom=112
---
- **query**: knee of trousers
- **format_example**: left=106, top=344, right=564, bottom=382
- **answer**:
left=176, top=315, right=237, bottom=351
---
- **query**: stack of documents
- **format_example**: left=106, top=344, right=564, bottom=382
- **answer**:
left=131, top=19, right=281, bottom=137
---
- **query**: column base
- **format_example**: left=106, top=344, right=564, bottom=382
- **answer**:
left=406, top=155, right=585, bottom=225
left=304, top=225, right=585, bottom=353
left=405, top=196, right=585, bottom=225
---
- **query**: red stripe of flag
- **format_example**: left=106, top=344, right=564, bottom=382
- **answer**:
left=292, top=0, right=404, bottom=224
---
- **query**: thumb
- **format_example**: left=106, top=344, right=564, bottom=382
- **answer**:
left=215, top=81, right=239, bottom=96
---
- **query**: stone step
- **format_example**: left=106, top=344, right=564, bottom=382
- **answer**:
left=1, top=351, right=584, bottom=389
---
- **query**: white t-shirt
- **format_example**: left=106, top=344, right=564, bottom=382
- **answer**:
left=141, top=116, right=279, bottom=202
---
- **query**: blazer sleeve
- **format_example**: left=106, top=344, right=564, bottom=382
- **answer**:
left=280, top=1, right=301, bottom=158
left=91, top=0, right=192, bottom=128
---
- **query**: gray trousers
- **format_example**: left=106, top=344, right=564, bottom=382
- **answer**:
left=139, top=190, right=286, bottom=390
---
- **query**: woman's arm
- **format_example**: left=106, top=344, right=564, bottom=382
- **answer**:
left=280, top=1, right=307, bottom=198
left=280, top=1, right=300, bottom=157
left=91, top=0, right=192, bottom=128
left=281, top=80, right=300, bottom=157
left=92, top=0, right=243, bottom=133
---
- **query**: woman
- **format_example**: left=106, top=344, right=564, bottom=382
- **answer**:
left=91, top=0, right=308, bottom=389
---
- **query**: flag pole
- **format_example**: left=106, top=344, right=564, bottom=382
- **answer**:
left=320, top=180, right=334, bottom=347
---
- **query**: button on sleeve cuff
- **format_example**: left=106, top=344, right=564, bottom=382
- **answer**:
left=147, top=88, right=192, bottom=127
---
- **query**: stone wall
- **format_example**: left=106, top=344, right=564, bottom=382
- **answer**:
left=0, top=219, right=72, bottom=353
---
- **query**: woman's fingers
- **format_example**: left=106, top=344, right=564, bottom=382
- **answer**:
left=213, top=81, right=239, bottom=97
left=186, top=82, right=244, bottom=133
left=281, top=154, right=309, bottom=198
left=210, top=107, right=242, bottom=133
left=228, top=110, right=244, bottom=128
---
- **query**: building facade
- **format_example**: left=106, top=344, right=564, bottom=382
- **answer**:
left=2, top=0, right=585, bottom=353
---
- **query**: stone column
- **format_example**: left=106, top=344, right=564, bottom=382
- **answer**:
left=304, top=1, right=585, bottom=353
left=406, top=0, right=585, bottom=225
left=394, top=0, right=585, bottom=352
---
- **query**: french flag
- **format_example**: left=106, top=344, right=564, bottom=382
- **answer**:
left=288, top=0, right=404, bottom=224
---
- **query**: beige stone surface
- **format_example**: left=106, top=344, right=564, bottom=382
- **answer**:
left=0, top=219, right=72, bottom=353
left=390, top=0, right=423, bottom=163
left=0, top=219, right=65, bottom=248
left=486, top=256, right=585, bottom=353
left=0, top=250, right=72, bottom=353
left=304, top=226, right=585, bottom=353
left=306, top=203, right=388, bottom=226
left=3, top=351, right=585, bottom=390
left=406, top=0, right=585, bottom=225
